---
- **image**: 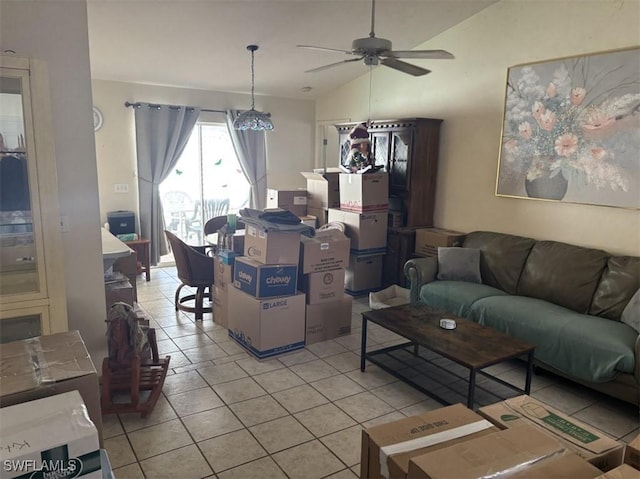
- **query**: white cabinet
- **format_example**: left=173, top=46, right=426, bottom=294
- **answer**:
left=0, top=55, right=68, bottom=341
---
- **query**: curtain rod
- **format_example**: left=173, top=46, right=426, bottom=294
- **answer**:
left=124, top=101, right=226, bottom=114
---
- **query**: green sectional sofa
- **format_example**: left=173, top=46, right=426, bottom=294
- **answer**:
left=404, top=231, right=639, bottom=405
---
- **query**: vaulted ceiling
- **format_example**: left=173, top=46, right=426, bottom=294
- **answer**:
left=87, top=0, right=497, bottom=100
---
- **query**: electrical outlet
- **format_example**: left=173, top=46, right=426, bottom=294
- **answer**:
left=114, top=183, right=129, bottom=193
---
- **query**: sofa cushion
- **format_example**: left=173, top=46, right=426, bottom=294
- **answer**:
left=437, top=247, right=481, bottom=283
left=518, top=241, right=608, bottom=314
left=419, top=280, right=508, bottom=317
left=463, top=231, right=535, bottom=295
left=590, top=256, right=640, bottom=321
left=467, top=295, right=636, bottom=382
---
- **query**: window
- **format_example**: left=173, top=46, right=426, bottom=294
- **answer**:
left=160, top=123, right=249, bottom=246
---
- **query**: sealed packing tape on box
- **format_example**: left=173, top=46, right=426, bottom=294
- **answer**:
left=0, top=331, right=103, bottom=447
left=0, top=390, right=101, bottom=479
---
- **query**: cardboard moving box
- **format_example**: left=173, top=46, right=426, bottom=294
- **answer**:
left=407, top=423, right=565, bottom=479
left=478, top=395, right=624, bottom=471
left=214, top=256, right=234, bottom=289
left=212, top=284, right=229, bottom=329
left=305, top=295, right=352, bottom=344
left=596, top=464, right=640, bottom=479
left=339, top=172, right=389, bottom=212
left=266, top=188, right=308, bottom=217
left=0, top=390, right=102, bottom=479
left=327, top=209, right=388, bottom=254
left=624, top=433, right=640, bottom=469
left=414, top=227, right=466, bottom=257
left=301, top=169, right=341, bottom=209
left=299, top=269, right=345, bottom=304
left=227, top=287, right=306, bottom=359
left=244, top=224, right=301, bottom=264
left=233, top=256, right=298, bottom=299
left=299, top=229, right=350, bottom=274
left=360, top=403, right=499, bottom=479
left=0, top=331, right=103, bottom=447
left=345, top=253, right=383, bottom=295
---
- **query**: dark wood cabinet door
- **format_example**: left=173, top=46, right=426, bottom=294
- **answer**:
left=390, top=129, right=412, bottom=193
left=371, top=132, right=390, bottom=171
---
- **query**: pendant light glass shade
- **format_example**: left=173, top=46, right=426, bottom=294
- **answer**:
left=233, top=45, right=274, bottom=131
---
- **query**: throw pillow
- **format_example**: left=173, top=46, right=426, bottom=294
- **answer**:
left=621, top=288, right=640, bottom=333
left=437, top=247, right=482, bottom=284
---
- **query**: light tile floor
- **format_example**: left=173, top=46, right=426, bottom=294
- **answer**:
left=104, top=266, right=639, bottom=479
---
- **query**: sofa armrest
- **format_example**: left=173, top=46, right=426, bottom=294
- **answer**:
left=404, top=257, right=438, bottom=304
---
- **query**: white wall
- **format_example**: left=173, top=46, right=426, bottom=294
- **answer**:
left=317, top=0, right=640, bottom=256
left=93, top=80, right=316, bottom=223
left=0, top=1, right=108, bottom=362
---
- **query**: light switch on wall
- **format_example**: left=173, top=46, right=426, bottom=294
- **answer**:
left=114, top=183, right=129, bottom=193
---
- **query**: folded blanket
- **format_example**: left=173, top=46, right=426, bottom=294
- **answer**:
left=240, top=208, right=315, bottom=237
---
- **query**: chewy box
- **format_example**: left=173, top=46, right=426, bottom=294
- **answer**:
left=233, top=256, right=297, bottom=299
left=227, top=287, right=306, bottom=359
left=0, top=390, right=101, bottom=479
left=478, top=395, right=624, bottom=471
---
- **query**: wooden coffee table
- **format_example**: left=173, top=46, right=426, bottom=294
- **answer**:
left=361, top=302, right=535, bottom=409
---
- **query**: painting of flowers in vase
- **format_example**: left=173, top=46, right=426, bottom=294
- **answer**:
left=496, top=47, right=640, bottom=208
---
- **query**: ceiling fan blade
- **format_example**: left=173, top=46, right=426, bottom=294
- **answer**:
left=384, top=49, right=454, bottom=60
left=297, top=44, right=354, bottom=55
left=305, top=57, right=364, bottom=73
left=381, top=57, right=431, bottom=76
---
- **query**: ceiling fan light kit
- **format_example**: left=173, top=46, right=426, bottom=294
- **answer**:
left=233, top=44, right=274, bottom=131
left=298, top=0, right=454, bottom=76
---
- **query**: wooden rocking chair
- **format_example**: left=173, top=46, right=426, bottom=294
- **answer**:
left=101, top=302, right=170, bottom=418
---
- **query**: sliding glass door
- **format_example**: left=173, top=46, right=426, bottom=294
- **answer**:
left=160, top=123, right=249, bottom=247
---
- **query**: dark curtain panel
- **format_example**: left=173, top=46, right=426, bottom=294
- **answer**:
left=135, top=103, right=200, bottom=265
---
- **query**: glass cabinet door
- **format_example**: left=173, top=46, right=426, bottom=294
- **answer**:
left=0, top=68, right=44, bottom=299
left=0, top=56, right=66, bottom=343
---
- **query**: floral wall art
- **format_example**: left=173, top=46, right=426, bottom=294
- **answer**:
left=496, top=47, right=640, bottom=208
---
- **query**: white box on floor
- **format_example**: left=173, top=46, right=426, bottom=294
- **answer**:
left=0, top=390, right=101, bottom=479
left=227, top=286, right=306, bottom=359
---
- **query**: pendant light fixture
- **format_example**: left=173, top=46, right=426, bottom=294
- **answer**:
left=233, top=44, right=274, bottom=131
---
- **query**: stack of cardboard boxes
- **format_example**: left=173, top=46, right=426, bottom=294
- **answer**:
left=298, top=229, right=352, bottom=344
left=227, top=225, right=306, bottom=359
left=360, top=395, right=634, bottom=479
left=328, top=172, right=389, bottom=295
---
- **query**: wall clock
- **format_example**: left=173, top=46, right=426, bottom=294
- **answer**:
left=93, top=106, right=103, bottom=131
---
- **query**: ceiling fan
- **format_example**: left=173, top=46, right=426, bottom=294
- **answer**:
left=297, top=0, right=454, bottom=76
